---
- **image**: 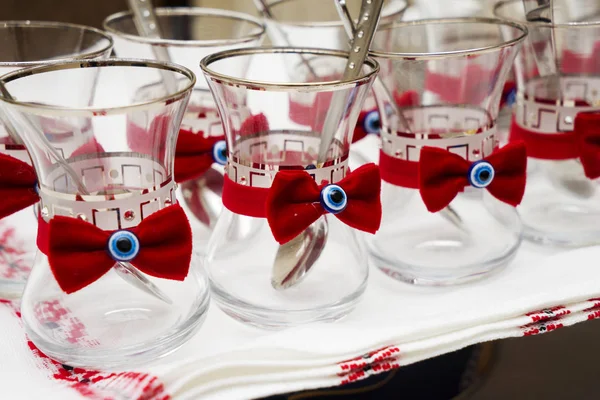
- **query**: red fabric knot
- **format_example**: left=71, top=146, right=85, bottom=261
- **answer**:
left=0, top=153, right=39, bottom=219
left=418, top=142, right=528, bottom=213
left=39, top=204, right=192, bottom=294
left=265, top=163, right=382, bottom=244
left=175, top=128, right=226, bottom=182
left=574, top=111, right=600, bottom=179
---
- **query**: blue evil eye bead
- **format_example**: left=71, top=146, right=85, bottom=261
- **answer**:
left=468, top=161, right=495, bottom=189
left=505, top=87, right=517, bottom=107
left=107, top=230, right=140, bottom=262
left=212, top=140, right=227, bottom=165
left=363, top=110, right=381, bottom=134
left=320, top=184, right=348, bottom=214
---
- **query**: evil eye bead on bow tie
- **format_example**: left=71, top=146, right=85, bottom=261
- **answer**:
left=363, top=110, right=381, bottom=134
left=505, top=87, right=517, bottom=107
left=468, top=161, right=495, bottom=188
left=320, top=184, right=347, bottom=214
left=107, top=230, right=140, bottom=262
left=212, top=140, right=228, bottom=165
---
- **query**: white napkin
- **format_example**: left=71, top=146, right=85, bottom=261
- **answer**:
left=2, top=204, right=600, bottom=400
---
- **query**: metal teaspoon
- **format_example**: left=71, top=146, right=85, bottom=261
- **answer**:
left=270, top=0, right=386, bottom=290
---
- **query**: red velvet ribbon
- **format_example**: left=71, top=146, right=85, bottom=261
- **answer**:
left=0, top=153, right=38, bottom=219
left=222, top=164, right=382, bottom=244
left=379, top=142, right=527, bottom=212
left=36, top=204, right=192, bottom=294
left=174, top=129, right=224, bottom=182
left=222, top=175, right=270, bottom=218
left=0, top=136, right=105, bottom=220
left=509, top=112, right=600, bottom=179
left=266, top=164, right=382, bottom=244
left=418, top=142, right=527, bottom=213
left=127, top=113, right=269, bottom=183
left=379, top=150, right=419, bottom=189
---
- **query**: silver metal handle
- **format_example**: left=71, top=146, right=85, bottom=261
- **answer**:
left=318, top=0, right=385, bottom=164
left=127, top=0, right=178, bottom=93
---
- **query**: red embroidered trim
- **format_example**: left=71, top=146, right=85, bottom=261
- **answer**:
left=1, top=300, right=170, bottom=400
left=509, top=116, right=578, bottom=160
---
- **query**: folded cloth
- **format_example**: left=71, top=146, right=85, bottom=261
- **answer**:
left=2, top=231, right=600, bottom=400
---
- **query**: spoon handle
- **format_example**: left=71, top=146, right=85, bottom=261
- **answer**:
left=252, top=0, right=320, bottom=78
left=523, top=1, right=562, bottom=100
left=318, top=0, right=385, bottom=163
left=127, top=0, right=178, bottom=92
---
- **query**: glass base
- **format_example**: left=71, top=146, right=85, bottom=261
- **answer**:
left=370, top=236, right=519, bottom=286
left=210, top=280, right=366, bottom=330
left=367, top=187, right=522, bottom=286
left=21, top=252, right=210, bottom=369
left=24, top=299, right=208, bottom=369
left=207, top=211, right=369, bottom=329
left=518, top=160, right=600, bottom=247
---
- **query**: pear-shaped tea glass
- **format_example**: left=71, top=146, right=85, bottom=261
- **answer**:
left=104, top=8, right=266, bottom=241
left=366, top=18, right=528, bottom=285
left=0, top=21, right=113, bottom=299
left=201, top=47, right=379, bottom=329
left=0, top=59, right=209, bottom=368
left=494, top=0, right=600, bottom=247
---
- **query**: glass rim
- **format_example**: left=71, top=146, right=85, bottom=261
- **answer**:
left=265, top=0, right=408, bottom=28
left=0, top=20, right=114, bottom=67
left=102, top=7, right=266, bottom=48
left=494, top=0, right=600, bottom=28
left=369, top=17, right=529, bottom=59
left=0, top=58, right=197, bottom=116
left=199, top=46, right=380, bottom=92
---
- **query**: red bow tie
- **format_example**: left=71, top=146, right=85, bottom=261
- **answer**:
left=175, top=128, right=227, bottom=182
left=41, top=204, right=192, bottom=294
left=418, top=142, right=527, bottom=213
left=126, top=114, right=228, bottom=183
left=574, top=112, right=600, bottom=180
left=266, top=163, right=382, bottom=245
left=0, top=136, right=106, bottom=219
left=238, top=113, right=269, bottom=137
left=0, top=153, right=38, bottom=219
